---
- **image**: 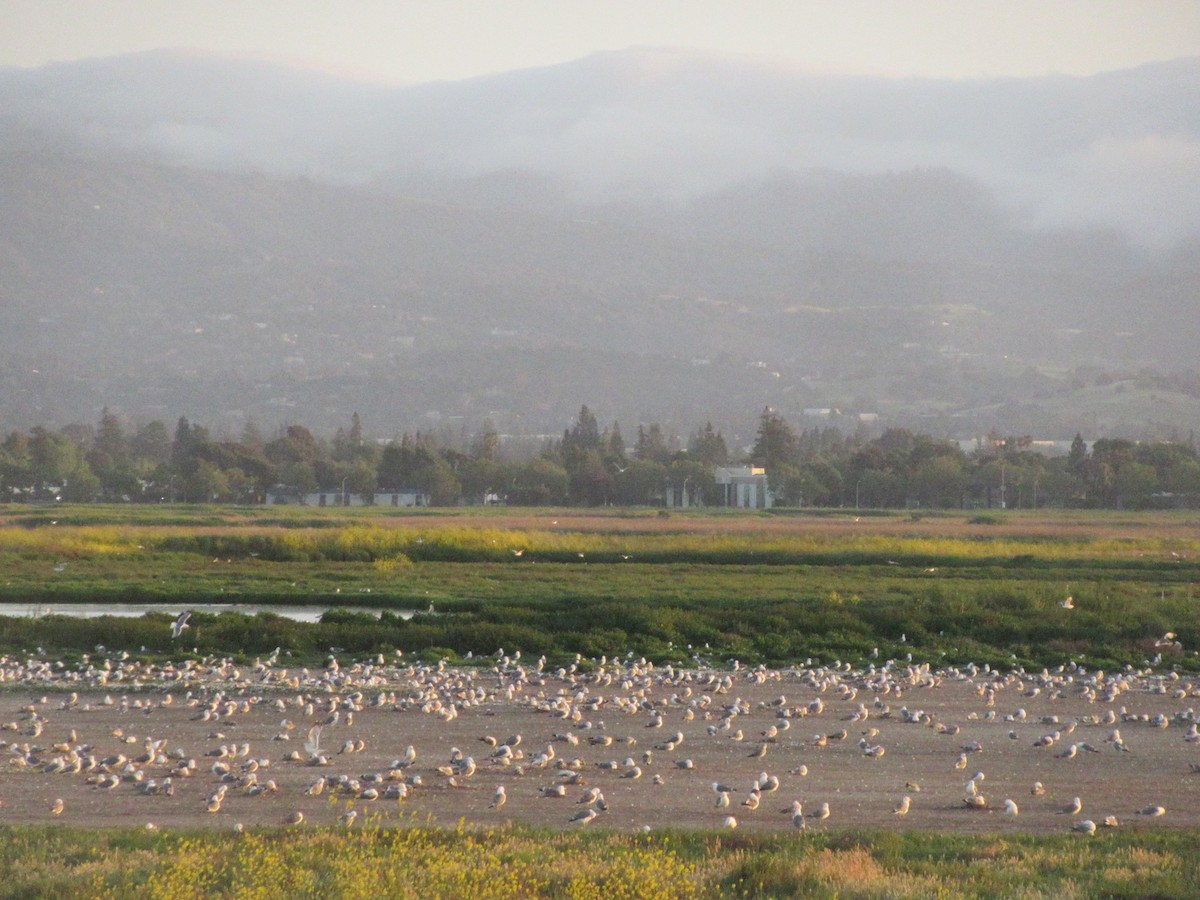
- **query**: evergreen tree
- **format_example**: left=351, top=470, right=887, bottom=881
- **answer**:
left=171, top=417, right=193, bottom=468
left=471, top=420, right=500, bottom=462
left=635, top=423, right=671, bottom=464
left=131, top=421, right=171, bottom=463
left=93, top=408, right=127, bottom=463
left=751, top=408, right=799, bottom=472
left=688, top=421, right=729, bottom=465
left=605, top=421, right=627, bottom=466
left=563, top=405, right=601, bottom=460
left=88, top=408, right=138, bottom=500
left=1067, top=433, right=1088, bottom=477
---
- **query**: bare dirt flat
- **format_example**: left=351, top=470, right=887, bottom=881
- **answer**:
left=2, top=656, right=1198, bottom=835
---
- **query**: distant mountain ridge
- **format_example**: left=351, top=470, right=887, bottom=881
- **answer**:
left=0, top=49, right=1198, bottom=440
left=3, top=48, right=1198, bottom=238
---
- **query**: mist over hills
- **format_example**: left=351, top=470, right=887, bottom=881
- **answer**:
left=1, top=49, right=1198, bottom=444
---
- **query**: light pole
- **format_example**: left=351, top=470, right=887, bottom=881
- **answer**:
left=341, top=476, right=349, bottom=507
left=855, top=478, right=862, bottom=510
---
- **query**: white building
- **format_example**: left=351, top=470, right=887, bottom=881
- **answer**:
left=372, top=490, right=429, bottom=508
left=714, top=466, right=773, bottom=509
left=265, top=487, right=429, bottom=507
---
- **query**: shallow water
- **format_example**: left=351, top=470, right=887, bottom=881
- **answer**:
left=0, top=603, right=416, bottom=623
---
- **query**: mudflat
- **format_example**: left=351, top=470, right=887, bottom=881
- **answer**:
left=2, top=655, right=1196, bottom=834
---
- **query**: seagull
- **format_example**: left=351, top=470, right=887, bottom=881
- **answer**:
left=171, top=611, right=191, bottom=639
left=490, top=785, right=506, bottom=809
left=574, top=787, right=600, bottom=806
left=1137, top=805, right=1166, bottom=817
left=1063, top=796, right=1083, bottom=815
left=893, top=796, right=911, bottom=816
left=1060, top=596, right=1075, bottom=610
left=757, top=773, right=780, bottom=793
left=303, top=726, right=323, bottom=761
left=1072, top=819, right=1096, bottom=835
left=1004, top=799, right=1019, bottom=816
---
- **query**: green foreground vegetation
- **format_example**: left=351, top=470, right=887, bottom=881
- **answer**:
left=1, top=505, right=1198, bottom=670
left=0, top=822, right=1194, bottom=899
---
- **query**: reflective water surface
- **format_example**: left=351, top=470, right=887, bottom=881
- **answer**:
left=3, top=603, right=415, bottom=623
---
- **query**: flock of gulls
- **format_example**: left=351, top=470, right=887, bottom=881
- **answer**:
left=0, top=626, right=1197, bottom=835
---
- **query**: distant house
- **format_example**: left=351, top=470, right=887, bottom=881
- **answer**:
left=265, top=486, right=350, bottom=506
left=714, top=466, right=773, bottom=509
left=265, top=486, right=297, bottom=505
left=264, top=486, right=429, bottom=507
left=372, top=490, right=429, bottom=508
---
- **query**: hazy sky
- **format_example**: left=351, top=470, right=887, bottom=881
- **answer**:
left=5, top=0, right=1199, bottom=83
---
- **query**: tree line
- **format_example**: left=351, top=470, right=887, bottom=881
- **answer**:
left=2, top=406, right=1198, bottom=509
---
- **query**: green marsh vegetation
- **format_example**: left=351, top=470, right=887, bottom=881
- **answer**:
left=0, top=506, right=1196, bottom=671
left=2, top=506, right=1199, bottom=899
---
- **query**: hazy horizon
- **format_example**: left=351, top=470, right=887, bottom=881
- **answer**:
left=1, top=20, right=1197, bottom=440
left=5, top=0, right=1199, bottom=85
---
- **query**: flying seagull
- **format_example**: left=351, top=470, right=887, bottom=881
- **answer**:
left=171, top=610, right=191, bottom=639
